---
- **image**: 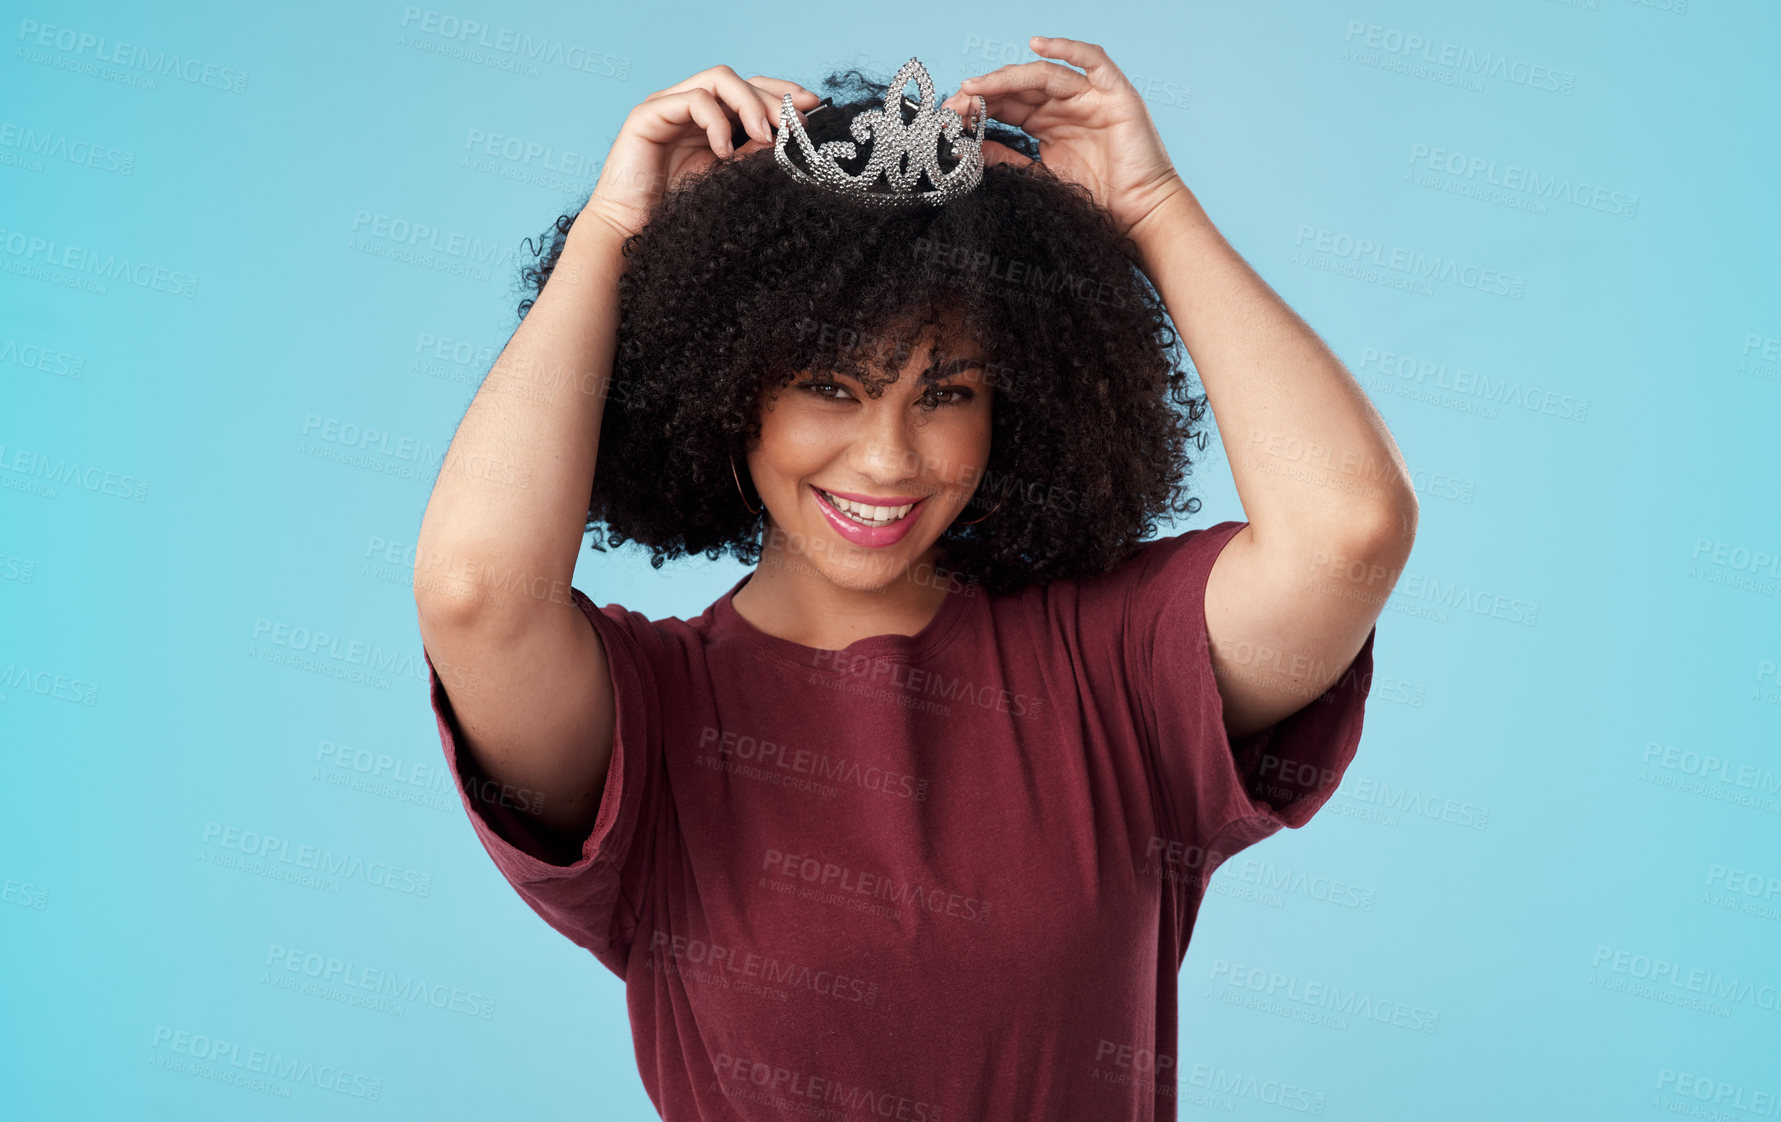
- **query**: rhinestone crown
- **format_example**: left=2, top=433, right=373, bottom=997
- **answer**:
left=774, top=57, right=988, bottom=208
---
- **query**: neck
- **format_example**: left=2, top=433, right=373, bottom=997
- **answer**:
left=733, top=517, right=955, bottom=649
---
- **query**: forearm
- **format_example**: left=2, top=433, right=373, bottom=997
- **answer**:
left=1129, top=186, right=1417, bottom=551
left=415, top=214, right=628, bottom=618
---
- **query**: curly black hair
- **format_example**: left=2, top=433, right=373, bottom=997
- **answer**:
left=515, top=67, right=1210, bottom=598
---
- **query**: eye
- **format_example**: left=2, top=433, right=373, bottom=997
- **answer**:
left=799, top=380, right=854, bottom=402
left=921, top=386, right=974, bottom=409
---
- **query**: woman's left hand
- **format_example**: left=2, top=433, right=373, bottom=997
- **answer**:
left=943, top=37, right=1188, bottom=242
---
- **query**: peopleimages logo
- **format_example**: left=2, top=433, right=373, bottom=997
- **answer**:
left=148, top=1026, right=381, bottom=1100
left=0, top=122, right=135, bottom=175
left=200, top=820, right=434, bottom=896
left=1589, top=944, right=1780, bottom=1016
left=0, top=336, right=85, bottom=379
left=1407, top=143, right=1638, bottom=219
left=463, top=127, right=600, bottom=179
left=251, top=616, right=430, bottom=688
left=710, top=1053, right=942, bottom=1122
left=806, top=649, right=1044, bottom=719
left=0, top=661, right=100, bottom=707
left=15, top=19, right=250, bottom=93
left=349, top=211, right=514, bottom=266
left=699, top=726, right=929, bottom=802
left=397, top=8, right=630, bottom=79
left=265, top=943, right=497, bottom=1020
left=1293, top=225, right=1526, bottom=300
left=0, top=441, right=150, bottom=502
left=762, top=847, right=993, bottom=923
left=300, top=413, right=444, bottom=467
left=647, top=930, right=881, bottom=1007
left=1341, top=20, right=1577, bottom=95
left=1353, top=345, right=1590, bottom=423
left=0, top=226, right=198, bottom=297
left=1209, top=958, right=1442, bottom=1034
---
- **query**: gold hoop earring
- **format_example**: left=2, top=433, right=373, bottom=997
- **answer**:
left=730, top=453, right=761, bottom=515
left=953, top=498, right=1003, bottom=526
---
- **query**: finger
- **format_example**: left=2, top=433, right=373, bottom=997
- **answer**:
left=1026, top=36, right=1127, bottom=93
left=649, top=64, right=752, bottom=98
left=938, top=90, right=988, bottom=125
left=749, top=81, right=819, bottom=128
left=943, top=87, right=1050, bottom=133
left=647, top=67, right=803, bottom=143
left=681, top=66, right=779, bottom=143
left=746, top=75, right=822, bottom=103
left=941, top=90, right=974, bottom=114
left=708, top=69, right=782, bottom=144
left=666, top=87, right=736, bottom=157
left=959, top=60, right=1092, bottom=103
left=749, top=80, right=823, bottom=135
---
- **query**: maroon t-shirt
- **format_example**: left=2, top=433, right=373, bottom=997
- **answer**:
left=423, top=518, right=1376, bottom=1121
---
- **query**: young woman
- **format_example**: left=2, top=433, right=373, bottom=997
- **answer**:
left=415, top=39, right=1417, bottom=1122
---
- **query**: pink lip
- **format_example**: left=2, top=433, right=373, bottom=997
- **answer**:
left=818, top=487, right=924, bottom=506
left=811, top=485, right=925, bottom=549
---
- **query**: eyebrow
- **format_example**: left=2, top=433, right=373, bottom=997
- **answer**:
left=925, top=356, right=987, bottom=377
left=809, top=357, right=988, bottom=383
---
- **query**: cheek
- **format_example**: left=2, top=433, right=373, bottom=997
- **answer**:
left=755, top=401, right=840, bottom=474
left=921, top=416, right=993, bottom=486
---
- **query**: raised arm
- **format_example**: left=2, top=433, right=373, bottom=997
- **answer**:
left=948, top=37, right=1418, bottom=740
left=1128, top=186, right=1416, bottom=739
left=413, top=212, right=630, bottom=857
left=414, top=69, right=821, bottom=859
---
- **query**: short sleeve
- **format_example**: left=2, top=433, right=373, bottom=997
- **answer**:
left=1124, top=520, right=1375, bottom=889
left=422, top=586, right=660, bottom=971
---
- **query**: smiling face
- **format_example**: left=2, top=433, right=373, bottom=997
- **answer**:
left=744, top=321, right=995, bottom=593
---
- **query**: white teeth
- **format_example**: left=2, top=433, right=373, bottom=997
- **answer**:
left=820, top=490, right=915, bottom=527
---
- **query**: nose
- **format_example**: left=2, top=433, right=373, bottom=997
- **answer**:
left=850, top=399, right=924, bottom=486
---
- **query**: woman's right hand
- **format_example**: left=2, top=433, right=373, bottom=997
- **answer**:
left=582, top=66, right=823, bottom=241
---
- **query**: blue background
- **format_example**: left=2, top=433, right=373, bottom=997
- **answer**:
left=5, top=0, right=1779, bottom=1117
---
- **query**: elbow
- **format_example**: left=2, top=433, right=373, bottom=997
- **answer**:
left=1349, top=487, right=1419, bottom=565
left=411, top=541, right=488, bottom=631
left=414, top=580, right=486, bottom=635
left=1259, top=487, right=1419, bottom=570
left=1369, top=487, right=1419, bottom=547
left=411, top=525, right=494, bottom=628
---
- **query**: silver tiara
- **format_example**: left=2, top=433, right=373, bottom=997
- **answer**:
left=774, top=57, right=988, bottom=208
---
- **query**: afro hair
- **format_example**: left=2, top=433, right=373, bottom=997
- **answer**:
left=514, top=65, right=1210, bottom=598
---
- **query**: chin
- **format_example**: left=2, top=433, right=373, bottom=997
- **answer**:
left=818, top=555, right=911, bottom=592
left=808, top=537, right=930, bottom=589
